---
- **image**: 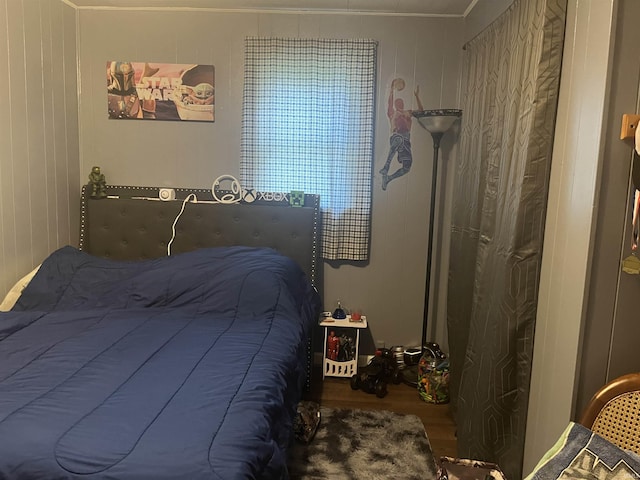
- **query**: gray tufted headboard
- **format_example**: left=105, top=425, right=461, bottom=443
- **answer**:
left=79, top=185, right=320, bottom=287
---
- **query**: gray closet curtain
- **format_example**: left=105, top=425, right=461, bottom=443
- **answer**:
left=447, top=0, right=567, bottom=478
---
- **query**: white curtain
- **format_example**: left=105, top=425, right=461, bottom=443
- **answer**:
left=241, top=38, right=377, bottom=261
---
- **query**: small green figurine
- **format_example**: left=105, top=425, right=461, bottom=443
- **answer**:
left=88, top=166, right=107, bottom=199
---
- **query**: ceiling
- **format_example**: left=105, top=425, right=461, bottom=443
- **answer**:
left=67, top=0, right=478, bottom=17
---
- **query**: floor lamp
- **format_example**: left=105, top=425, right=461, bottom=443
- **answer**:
left=412, top=109, right=462, bottom=355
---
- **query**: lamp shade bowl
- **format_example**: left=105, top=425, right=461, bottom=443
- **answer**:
left=413, top=109, right=462, bottom=134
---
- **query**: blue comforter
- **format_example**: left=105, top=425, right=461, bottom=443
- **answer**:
left=0, top=246, right=319, bottom=480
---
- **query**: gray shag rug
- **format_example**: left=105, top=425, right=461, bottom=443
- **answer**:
left=288, top=407, right=439, bottom=480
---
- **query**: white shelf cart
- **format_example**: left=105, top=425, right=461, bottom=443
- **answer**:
left=319, top=315, right=368, bottom=379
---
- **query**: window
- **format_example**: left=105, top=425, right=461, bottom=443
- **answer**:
left=241, top=37, right=377, bottom=261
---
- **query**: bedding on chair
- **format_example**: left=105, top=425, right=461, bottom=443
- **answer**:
left=0, top=245, right=320, bottom=480
left=525, top=422, right=640, bottom=480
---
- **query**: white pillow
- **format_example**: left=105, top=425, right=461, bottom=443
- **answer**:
left=0, top=265, right=41, bottom=312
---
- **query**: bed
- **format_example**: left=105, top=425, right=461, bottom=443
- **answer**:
left=0, top=185, right=321, bottom=480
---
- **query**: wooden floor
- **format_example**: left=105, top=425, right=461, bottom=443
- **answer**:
left=303, top=370, right=458, bottom=460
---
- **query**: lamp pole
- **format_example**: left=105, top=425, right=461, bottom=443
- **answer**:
left=411, top=109, right=461, bottom=354
left=421, top=131, right=444, bottom=353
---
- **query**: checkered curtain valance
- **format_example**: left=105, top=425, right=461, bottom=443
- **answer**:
left=241, top=37, right=377, bottom=261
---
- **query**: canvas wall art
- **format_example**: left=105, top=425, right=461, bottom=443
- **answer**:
left=106, top=61, right=215, bottom=122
